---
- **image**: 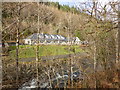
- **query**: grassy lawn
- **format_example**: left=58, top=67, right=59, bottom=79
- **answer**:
left=9, top=45, right=84, bottom=59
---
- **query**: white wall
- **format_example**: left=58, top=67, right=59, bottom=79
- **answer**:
left=24, top=39, right=32, bottom=45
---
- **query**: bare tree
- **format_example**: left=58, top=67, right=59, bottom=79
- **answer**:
left=16, top=2, right=21, bottom=85
left=109, top=1, right=120, bottom=63
left=35, top=1, right=40, bottom=87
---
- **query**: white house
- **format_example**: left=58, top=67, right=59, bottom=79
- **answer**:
left=24, top=33, right=81, bottom=45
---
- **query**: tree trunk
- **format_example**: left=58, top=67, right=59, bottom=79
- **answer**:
left=93, top=39, right=97, bottom=88
left=116, top=4, right=120, bottom=63
left=16, top=2, right=20, bottom=86
left=36, top=1, right=40, bottom=87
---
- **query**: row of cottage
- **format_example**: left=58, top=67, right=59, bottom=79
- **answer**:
left=24, top=33, right=82, bottom=45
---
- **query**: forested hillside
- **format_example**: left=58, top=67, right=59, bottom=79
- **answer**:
left=2, top=2, right=112, bottom=41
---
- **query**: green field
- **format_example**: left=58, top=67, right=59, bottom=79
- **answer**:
left=9, top=45, right=84, bottom=59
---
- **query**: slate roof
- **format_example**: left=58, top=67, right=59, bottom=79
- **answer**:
left=25, top=33, right=66, bottom=41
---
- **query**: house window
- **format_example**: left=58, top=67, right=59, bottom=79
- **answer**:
left=28, top=41, right=30, bottom=44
